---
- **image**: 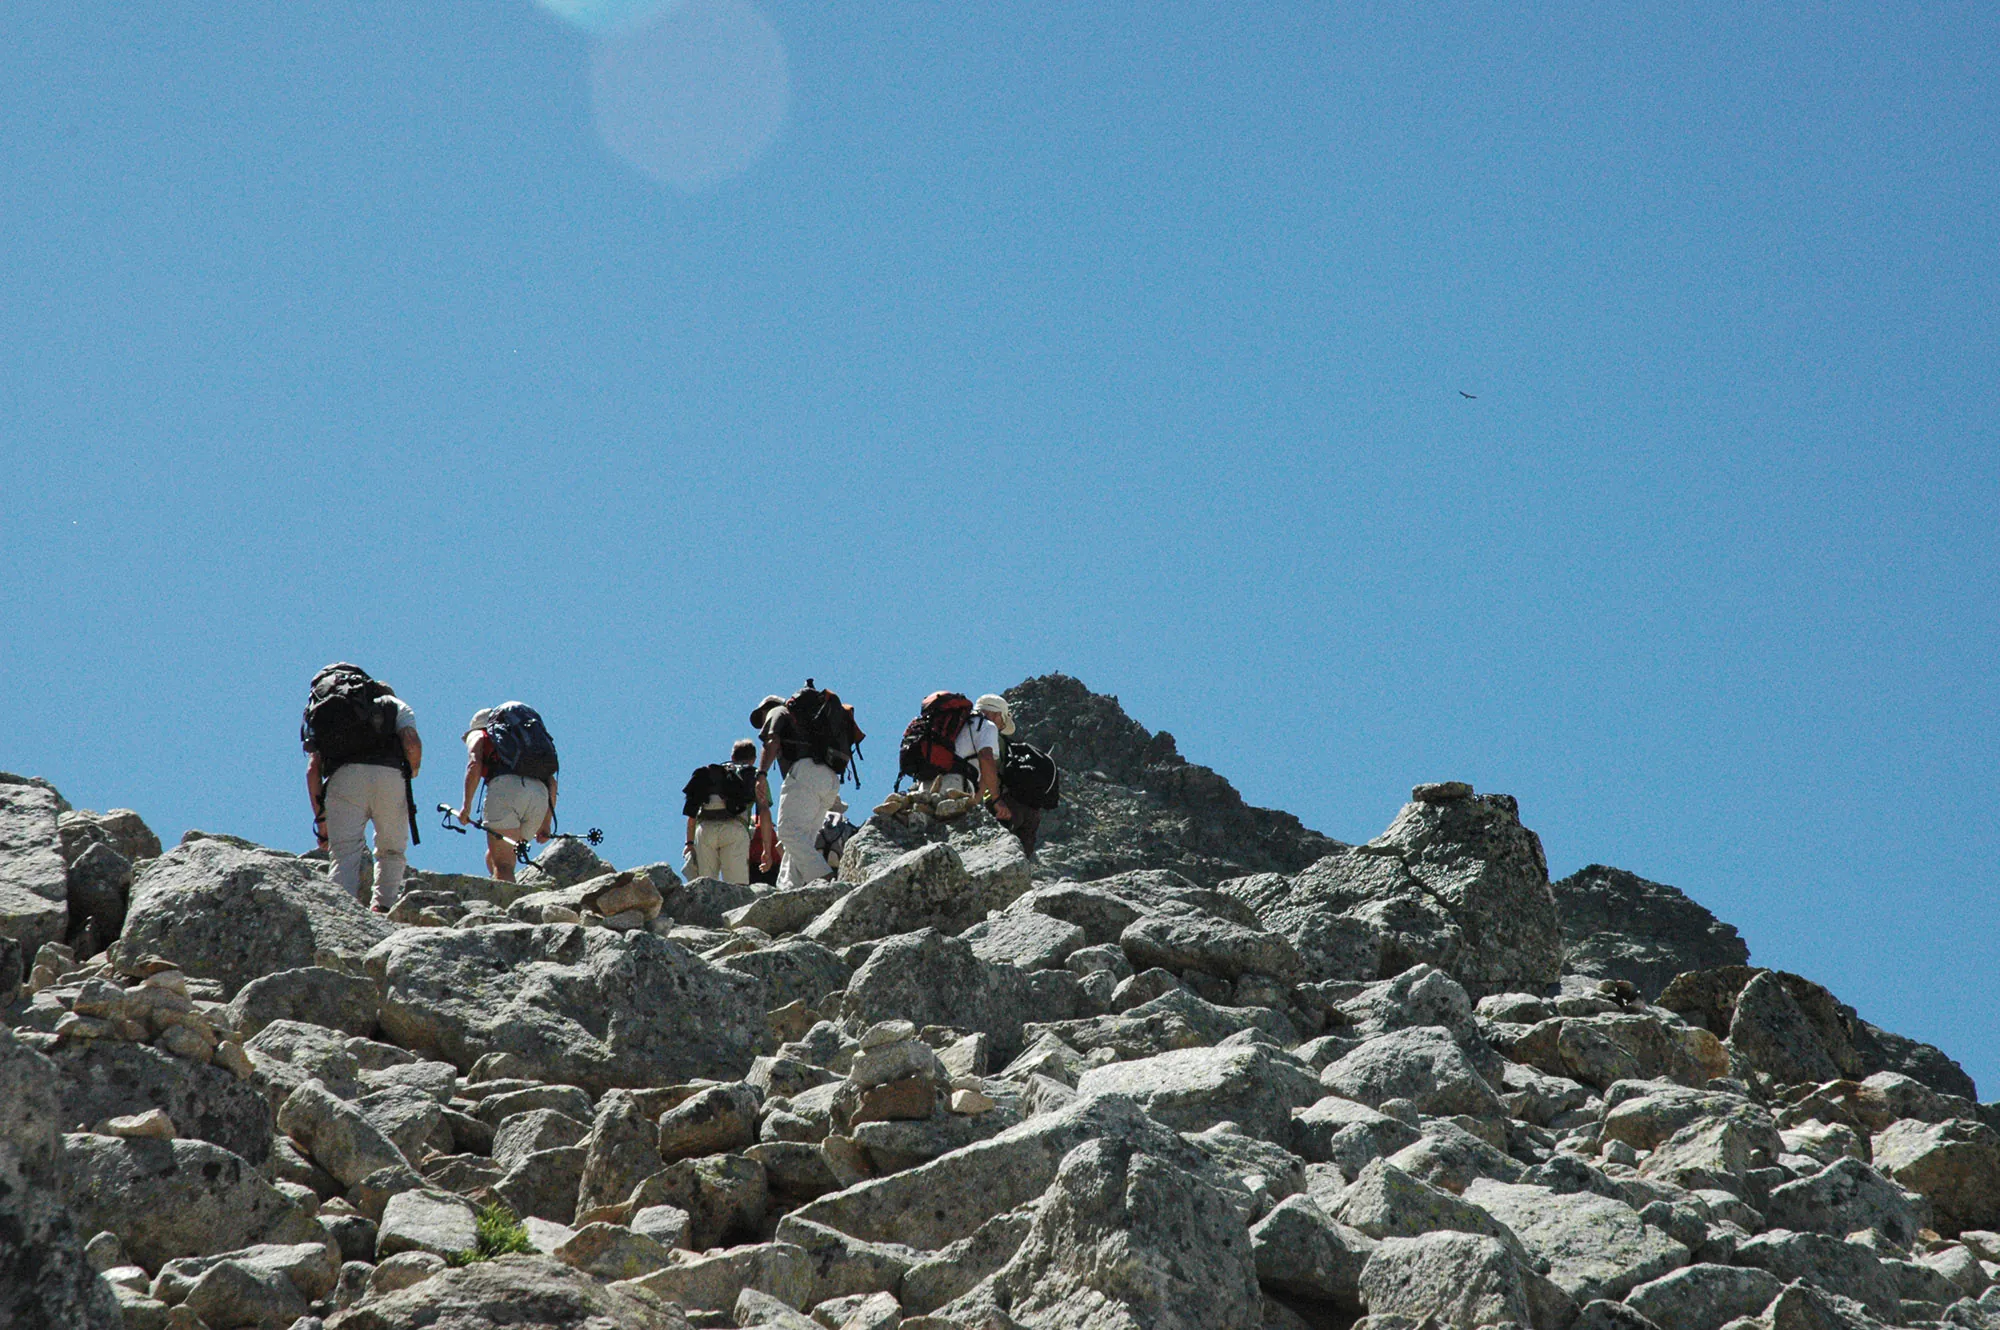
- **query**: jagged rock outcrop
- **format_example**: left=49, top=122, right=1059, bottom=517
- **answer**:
left=1553, top=864, right=1751, bottom=1000
left=0, top=777, right=72, bottom=979
left=1853, top=1018, right=1983, bottom=1105
left=1358, top=1230, right=1570, bottom=1330
left=1225, top=782, right=1562, bottom=996
left=1364, top=784, right=1563, bottom=997
left=942, top=1134, right=1264, bottom=1329
left=1463, top=1177, right=1690, bottom=1302
left=60, top=1131, right=320, bottom=1268
left=58, top=806, right=162, bottom=866
left=998, top=674, right=1346, bottom=886
left=4, top=701, right=1991, bottom=1330
left=1872, top=1117, right=2000, bottom=1236
left=63, top=841, right=134, bottom=957
left=57, top=807, right=159, bottom=960
left=516, top=837, right=617, bottom=890
left=1659, top=964, right=1978, bottom=1101
left=0, top=1026, right=123, bottom=1328
left=840, top=928, right=1042, bottom=1063
left=47, top=1037, right=275, bottom=1164
left=807, top=839, right=1031, bottom=945
left=118, top=836, right=397, bottom=997
left=368, top=924, right=764, bottom=1094
left=326, top=1253, right=689, bottom=1328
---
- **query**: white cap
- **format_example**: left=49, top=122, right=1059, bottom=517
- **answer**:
left=975, top=694, right=1017, bottom=737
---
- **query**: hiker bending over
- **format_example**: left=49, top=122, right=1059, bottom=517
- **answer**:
left=942, top=694, right=1016, bottom=824
left=302, top=663, right=422, bottom=912
left=456, top=703, right=559, bottom=882
left=961, top=692, right=1061, bottom=853
left=898, top=689, right=1054, bottom=853
left=753, top=682, right=863, bottom=889
left=682, top=739, right=764, bottom=885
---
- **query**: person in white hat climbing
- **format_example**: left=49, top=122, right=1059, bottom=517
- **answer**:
left=952, top=694, right=1016, bottom=823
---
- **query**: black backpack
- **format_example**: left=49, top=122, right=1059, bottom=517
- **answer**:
left=815, top=810, right=860, bottom=865
left=684, top=763, right=756, bottom=819
left=485, top=703, right=559, bottom=784
left=301, top=663, right=403, bottom=773
left=1000, top=740, right=1061, bottom=810
left=784, top=680, right=865, bottom=785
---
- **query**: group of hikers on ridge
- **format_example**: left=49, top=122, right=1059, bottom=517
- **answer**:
left=300, top=665, right=1061, bottom=912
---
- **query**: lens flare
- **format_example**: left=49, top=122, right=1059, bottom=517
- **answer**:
left=536, top=0, right=680, bottom=37
left=589, top=0, right=789, bottom=193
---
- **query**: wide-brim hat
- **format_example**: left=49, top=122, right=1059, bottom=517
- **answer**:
left=749, top=695, right=786, bottom=729
left=463, top=708, right=497, bottom=738
left=975, top=694, right=1017, bottom=737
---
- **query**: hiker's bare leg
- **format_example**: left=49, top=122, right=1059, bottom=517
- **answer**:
left=486, top=829, right=519, bottom=882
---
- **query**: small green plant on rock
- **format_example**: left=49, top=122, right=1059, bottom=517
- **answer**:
left=446, top=1203, right=535, bottom=1266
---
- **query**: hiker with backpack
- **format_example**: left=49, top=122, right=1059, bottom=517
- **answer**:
left=893, top=690, right=1061, bottom=853
left=681, top=740, right=765, bottom=885
left=752, top=680, right=864, bottom=889
left=815, top=797, right=860, bottom=875
left=995, top=736, right=1060, bottom=854
left=897, top=691, right=1015, bottom=816
left=301, top=662, right=423, bottom=911
left=454, top=703, right=560, bottom=883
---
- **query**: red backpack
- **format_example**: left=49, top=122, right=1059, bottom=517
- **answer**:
left=896, top=692, right=977, bottom=789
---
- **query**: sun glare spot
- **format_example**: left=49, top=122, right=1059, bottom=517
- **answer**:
left=536, top=0, right=681, bottom=37
left=588, top=0, right=789, bottom=194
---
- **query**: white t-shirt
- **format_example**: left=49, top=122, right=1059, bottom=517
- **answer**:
left=954, top=715, right=1001, bottom=763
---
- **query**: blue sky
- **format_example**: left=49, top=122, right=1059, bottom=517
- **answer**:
left=3, top=3, right=1994, bottom=1091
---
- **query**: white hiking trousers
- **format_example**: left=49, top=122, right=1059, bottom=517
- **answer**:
left=776, top=758, right=839, bottom=889
left=324, top=761, right=408, bottom=910
left=691, top=817, right=752, bottom=885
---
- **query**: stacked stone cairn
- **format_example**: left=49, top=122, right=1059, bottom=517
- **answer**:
left=1, top=681, right=1996, bottom=1330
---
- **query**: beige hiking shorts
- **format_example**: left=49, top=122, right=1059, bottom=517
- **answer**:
left=483, top=774, right=550, bottom=838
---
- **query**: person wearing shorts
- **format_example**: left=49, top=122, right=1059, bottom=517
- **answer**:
left=457, top=708, right=555, bottom=882
left=682, top=739, right=766, bottom=885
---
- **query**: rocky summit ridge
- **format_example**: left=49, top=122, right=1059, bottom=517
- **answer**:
left=2, top=677, right=1996, bottom=1330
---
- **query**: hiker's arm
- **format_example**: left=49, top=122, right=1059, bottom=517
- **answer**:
left=307, top=753, right=326, bottom=844
left=757, top=738, right=778, bottom=811
left=978, top=751, right=1010, bottom=820
left=458, top=747, right=480, bottom=824
left=402, top=729, right=423, bottom=778
left=684, top=816, right=697, bottom=855
left=538, top=775, right=556, bottom=841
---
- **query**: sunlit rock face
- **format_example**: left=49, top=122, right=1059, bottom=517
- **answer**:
left=3, top=694, right=1990, bottom=1330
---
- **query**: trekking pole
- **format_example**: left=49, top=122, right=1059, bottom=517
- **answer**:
left=438, top=804, right=530, bottom=865
left=436, top=805, right=602, bottom=865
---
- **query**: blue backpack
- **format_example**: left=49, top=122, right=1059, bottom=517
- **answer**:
left=486, top=703, right=559, bottom=784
